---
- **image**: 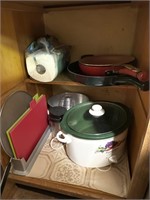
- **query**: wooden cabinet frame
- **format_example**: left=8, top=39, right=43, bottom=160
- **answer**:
left=1, top=1, right=149, bottom=199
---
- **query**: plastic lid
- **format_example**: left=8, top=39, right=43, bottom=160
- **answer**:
left=60, top=101, right=130, bottom=140
left=49, top=106, right=67, bottom=122
left=89, top=104, right=105, bottom=117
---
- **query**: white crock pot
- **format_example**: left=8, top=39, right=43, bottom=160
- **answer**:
left=56, top=101, right=131, bottom=168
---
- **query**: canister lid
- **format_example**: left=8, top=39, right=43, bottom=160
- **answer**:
left=49, top=106, right=67, bottom=122
left=60, top=101, right=131, bottom=139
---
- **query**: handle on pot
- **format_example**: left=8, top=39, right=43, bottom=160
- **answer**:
left=118, top=64, right=149, bottom=82
left=56, top=131, right=72, bottom=144
left=89, top=104, right=105, bottom=117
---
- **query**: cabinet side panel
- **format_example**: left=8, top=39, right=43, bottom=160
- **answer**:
left=133, top=3, right=149, bottom=70
left=1, top=9, right=45, bottom=96
left=1, top=10, right=25, bottom=95
left=132, top=3, right=149, bottom=116
left=127, top=90, right=147, bottom=173
left=127, top=117, right=149, bottom=199
left=12, top=11, right=45, bottom=72
left=128, top=3, right=149, bottom=197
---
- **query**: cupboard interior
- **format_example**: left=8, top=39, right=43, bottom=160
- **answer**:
left=1, top=1, right=149, bottom=199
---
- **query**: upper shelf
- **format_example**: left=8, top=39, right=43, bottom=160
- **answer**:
left=25, top=71, right=136, bottom=90
left=25, top=71, right=83, bottom=86
left=25, top=73, right=84, bottom=87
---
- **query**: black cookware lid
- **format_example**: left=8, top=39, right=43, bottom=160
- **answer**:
left=49, top=106, right=67, bottom=122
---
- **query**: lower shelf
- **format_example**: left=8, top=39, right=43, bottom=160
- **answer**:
left=25, top=134, right=130, bottom=198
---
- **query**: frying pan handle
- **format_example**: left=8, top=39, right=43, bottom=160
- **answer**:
left=119, top=65, right=149, bottom=82
left=0, top=158, right=12, bottom=194
left=113, top=76, right=149, bottom=91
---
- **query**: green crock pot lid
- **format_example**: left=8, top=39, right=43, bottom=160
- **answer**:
left=60, top=101, right=130, bottom=140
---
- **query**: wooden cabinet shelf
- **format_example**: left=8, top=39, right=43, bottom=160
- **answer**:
left=25, top=72, right=83, bottom=86
left=25, top=72, right=136, bottom=90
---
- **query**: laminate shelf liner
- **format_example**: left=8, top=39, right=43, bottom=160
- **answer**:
left=26, top=134, right=130, bottom=197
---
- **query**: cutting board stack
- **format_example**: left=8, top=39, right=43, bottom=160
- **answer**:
left=6, top=94, right=49, bottom=161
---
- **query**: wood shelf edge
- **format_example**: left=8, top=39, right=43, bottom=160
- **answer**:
left=8, top=174, right=123, bottom=199
left=24, top=78, right=83, bottom=86
left=25, top=78, right=137, bottom=90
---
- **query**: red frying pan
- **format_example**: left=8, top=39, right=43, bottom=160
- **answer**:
left=79, top=55, right=149, bottom=82
left=67, top=61, right=149, bottom=91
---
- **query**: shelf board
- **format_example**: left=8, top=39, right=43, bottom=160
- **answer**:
left=25, top=72, right=83, bottom=86
left=25, top=72, right=136, bottom=90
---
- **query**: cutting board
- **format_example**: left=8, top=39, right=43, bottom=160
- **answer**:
left=6, top=93, right=42, bottom=158
left=7, top=95, right=48, bottom=161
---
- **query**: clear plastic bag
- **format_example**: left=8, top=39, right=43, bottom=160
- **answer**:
left=25, top=35, right=71, bottom=82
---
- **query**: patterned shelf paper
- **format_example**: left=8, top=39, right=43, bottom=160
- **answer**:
left=26, top=134, right=131, bottom=198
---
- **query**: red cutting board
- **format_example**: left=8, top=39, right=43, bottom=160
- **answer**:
left=8, top=95, right=48, bottom=161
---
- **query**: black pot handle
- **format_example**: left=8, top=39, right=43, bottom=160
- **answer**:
left=113, top=75, right=149, bottom=91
